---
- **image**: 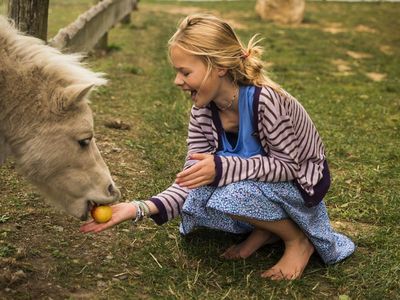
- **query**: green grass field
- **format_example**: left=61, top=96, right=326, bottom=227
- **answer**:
left=0, top=0, right=399, bottom=299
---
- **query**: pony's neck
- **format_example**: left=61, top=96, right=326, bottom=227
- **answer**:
left=0, top=89, right=41, bottom=165
left=0, top=133, right=9, bottom=165
left=0, top=94, right=9, bottom=164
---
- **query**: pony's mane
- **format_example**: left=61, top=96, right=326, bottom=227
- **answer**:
left=0, top=16, right=107, bottom=87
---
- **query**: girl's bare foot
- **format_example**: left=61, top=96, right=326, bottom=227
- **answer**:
left=221, top=229, right=279, bottom=260
left=261, top=237, right=314, bottom=280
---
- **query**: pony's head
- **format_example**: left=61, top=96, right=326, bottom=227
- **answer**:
left=21, top=84, right=121, bottom=220
left=0, top=16, right=121, bottom=220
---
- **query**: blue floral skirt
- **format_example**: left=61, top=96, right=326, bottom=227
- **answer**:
left=179, top=180, right=355, bottom=264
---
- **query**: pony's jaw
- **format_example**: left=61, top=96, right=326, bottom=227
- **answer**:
left=37, top=179, right=121, bottom=220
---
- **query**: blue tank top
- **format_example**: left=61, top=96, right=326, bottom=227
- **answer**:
left=216, top=86, right=265, bottom=158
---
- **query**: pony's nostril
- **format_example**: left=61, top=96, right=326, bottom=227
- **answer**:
left=108, top=184, right=116, bottom=196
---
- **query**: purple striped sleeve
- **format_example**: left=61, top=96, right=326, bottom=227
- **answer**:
left=149, top=197, right=168, bottom=225
left=211, top=155, right=222, bottom=187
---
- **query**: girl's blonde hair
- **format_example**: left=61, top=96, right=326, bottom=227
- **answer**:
left=168, top=13, right=282, bottom=92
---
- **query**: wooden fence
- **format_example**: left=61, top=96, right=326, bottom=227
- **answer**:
left=49, top=0, right=138, bottom=53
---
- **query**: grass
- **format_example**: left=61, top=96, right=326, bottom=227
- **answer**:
left=1, top=0, right=400, bottom=299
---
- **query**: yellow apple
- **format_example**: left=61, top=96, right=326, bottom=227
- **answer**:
left=91, top=205, right=112, bottom=223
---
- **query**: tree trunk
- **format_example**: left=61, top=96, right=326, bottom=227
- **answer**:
left=8, top=0, right=49, bottom=41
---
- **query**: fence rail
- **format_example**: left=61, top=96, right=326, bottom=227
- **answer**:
left=49, top=0, right=138, bottom=52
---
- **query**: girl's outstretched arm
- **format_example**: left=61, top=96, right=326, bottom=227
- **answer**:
left=79, top=201, right=159, bottom=233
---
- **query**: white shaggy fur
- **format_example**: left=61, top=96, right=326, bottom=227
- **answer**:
left=0, top=16, right=121, bottom=220
left=0, top=16, right=106, bottom=87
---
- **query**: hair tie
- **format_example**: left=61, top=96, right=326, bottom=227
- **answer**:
left=241, top=50, right=250, bottom=60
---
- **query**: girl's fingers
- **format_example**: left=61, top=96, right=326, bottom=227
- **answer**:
left=190, top=153, right=210, bottom=160
left=81, top=220, right=115, bottom=233
left=80, top=215, right=120, bottom=233
left=177, top=163, right=202, bottom=178
left=177, top=176, right=205, bottom=188
left=92, top=223, right=113, bottom=233
left=81, top=219, right=96, bottom=227
left=80, top=225, right=96, bottom=233
left=186, top=179, right=211, bottom=189
left=176, top=172, right=204, bottom=185
left=176, top=170, right=204, bottom=184
left=79, top=220, right=96, bottom=232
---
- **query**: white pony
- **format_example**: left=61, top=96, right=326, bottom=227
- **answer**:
left=0, top=16, right=121, bottom=220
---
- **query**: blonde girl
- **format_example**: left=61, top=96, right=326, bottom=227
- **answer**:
left=81, top=14, right=355, bottom=280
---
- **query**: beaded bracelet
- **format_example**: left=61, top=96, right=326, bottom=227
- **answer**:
left=131, top=200, right=150, bottom=224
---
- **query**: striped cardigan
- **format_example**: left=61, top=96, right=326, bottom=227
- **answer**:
left=150, top=86, right=330, bottom=225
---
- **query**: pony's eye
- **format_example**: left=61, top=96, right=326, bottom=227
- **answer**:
left=78, top=138, right=92, bottom=148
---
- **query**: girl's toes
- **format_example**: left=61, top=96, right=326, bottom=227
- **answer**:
left=221, top=245, right=236, bottom=259
left=261, top=268, right=276, bottom=278
left=261, top=267, right=286, bottom=280
left=261, top=267, right=302, bottom=280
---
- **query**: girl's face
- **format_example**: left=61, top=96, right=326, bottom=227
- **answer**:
left=170, top=45, right=224, bottom=108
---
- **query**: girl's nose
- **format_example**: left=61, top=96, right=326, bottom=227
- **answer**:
left=174, top=74, right=184, bottom=86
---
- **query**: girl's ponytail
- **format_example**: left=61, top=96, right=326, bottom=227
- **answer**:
left=237, top=35, right=282, bottom=92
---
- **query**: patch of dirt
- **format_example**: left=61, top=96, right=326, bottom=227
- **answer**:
left=354, top=24, right=377, bottom=34
left=379, top=45, right=394, bottom=55
left=346, top=51, right=372, bottom=60
left=322, top=22, right=347, bottom=34
left=332, top=220, right=378, bottom=238
left=309, top=21, right=376, bottom=35
left=104, top=119, right=131, bottom=130
left=331, top=59, right=353, bottom=76
left=365, top=72, right=386, bottom=82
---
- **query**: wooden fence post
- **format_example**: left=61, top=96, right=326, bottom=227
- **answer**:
left=122, top=0, right=139, bottom=24
left=8, top=0, right=49, bottom=41
left=93, top=0, right=108, bottom=52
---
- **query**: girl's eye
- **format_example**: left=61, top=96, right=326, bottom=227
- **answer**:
left=78, top=137, right=92, bottom=148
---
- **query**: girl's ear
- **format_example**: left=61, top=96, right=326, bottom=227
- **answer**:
left=217, top=68, right=228, bottom=77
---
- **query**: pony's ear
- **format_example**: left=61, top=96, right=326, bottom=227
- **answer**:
left=52, top=84, right=94, bottom=114
left=63, top=84, right=94, bottom=105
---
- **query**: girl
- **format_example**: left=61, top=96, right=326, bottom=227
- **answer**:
left=80, top=14, right=355, bottom=280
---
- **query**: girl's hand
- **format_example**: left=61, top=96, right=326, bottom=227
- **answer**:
left=175, top=153, right=215, bottom=189
left=79, top=202, right=136, bottom=234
